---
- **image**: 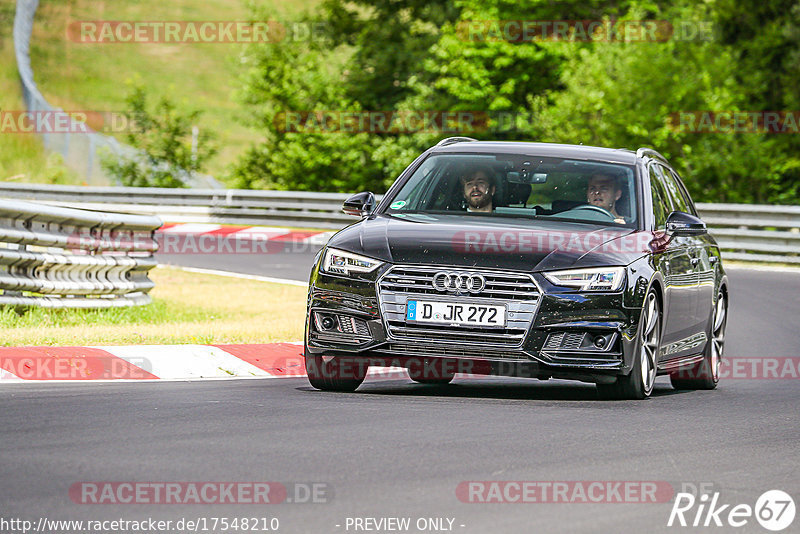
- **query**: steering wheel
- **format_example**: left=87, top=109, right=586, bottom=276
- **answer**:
left=570, top=204, right=617, bottom=220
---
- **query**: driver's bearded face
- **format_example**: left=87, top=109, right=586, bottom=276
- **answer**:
left=587, top=176, right=621, bottom=212
left=463, top=173, right=494, bottom=210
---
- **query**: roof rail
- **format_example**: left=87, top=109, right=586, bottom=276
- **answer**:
left=636, top=147, right=669, bottom=163
left=435, top=136, right=477, bottom=147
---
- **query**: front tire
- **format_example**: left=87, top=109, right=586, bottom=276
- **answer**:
left=305, top=353, right=367, bottom=392
left=597, top=291, right=661, bottom=400
left=670, top=291, right=726, bottom=390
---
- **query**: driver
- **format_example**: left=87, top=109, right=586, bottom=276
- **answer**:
left=461, top=166, right=496, bottom=213
left=587, top=173, right=626, bottom=224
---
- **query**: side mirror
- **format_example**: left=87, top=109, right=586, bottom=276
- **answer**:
left=666, top=211, right=707, bottom=236
left=342, top=191, right=375, bottom=217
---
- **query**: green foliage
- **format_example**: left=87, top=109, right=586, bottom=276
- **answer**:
left=102, top=86, right=216, bottom=188
left=322, top=0, right=460, bottom=111
left=531, top=2, right=800, bottom=203
left=234, top=0, right=800, bottom=203
left=230, top=4, right=404, bottom=192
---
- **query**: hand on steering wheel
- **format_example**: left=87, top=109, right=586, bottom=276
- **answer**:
left=573, top=204, right=617, bottom=220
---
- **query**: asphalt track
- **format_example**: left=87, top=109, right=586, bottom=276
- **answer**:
left=1, top=247, right=799, bottom=533
left=157, top=243, right=322, bottom=283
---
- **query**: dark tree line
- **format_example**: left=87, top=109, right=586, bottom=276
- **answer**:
left=232, top=0, right=800, bottom=204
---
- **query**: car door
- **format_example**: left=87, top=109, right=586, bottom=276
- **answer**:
left=650, top=164, right=699, bottom=360
left=669, top=169, right=716, bottom=334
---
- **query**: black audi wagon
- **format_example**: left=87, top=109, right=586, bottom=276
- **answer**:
left=304, top=139, right=729, bottom=399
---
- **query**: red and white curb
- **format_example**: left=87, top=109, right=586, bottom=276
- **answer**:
left=157, top=223, right=333, bottom=244
left=0, top=343, right=305, bottom=382
left=0, top=343, right=409, bottom=382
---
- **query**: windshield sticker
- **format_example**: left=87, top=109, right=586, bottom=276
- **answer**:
left=390, top=200, right=407, bottom=209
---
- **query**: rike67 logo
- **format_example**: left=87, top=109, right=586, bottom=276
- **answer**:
left=668, top=487, right=795, bottom=531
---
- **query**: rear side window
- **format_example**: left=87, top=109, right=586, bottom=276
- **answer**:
left=669, top=169, right=698, bottom=216
left=648, top=165, right=670, bottom=230
left=656, top=164, right=690, bottom=214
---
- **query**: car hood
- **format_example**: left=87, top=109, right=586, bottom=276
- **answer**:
left=327, top=214, right=651, bottom=272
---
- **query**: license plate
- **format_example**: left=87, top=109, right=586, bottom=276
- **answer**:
left=406, top=300, right=506, bottom=327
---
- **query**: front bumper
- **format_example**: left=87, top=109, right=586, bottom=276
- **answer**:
left=306, top=265, right=644, bottom=382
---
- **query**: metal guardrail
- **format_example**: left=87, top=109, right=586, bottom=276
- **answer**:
left=0, top=184, right=797, bottom=263
left=692, top=203, right=800, bottom=264
left=0, top=183, right=359, bottom=229
left=0, top=199, right=162, bottom=308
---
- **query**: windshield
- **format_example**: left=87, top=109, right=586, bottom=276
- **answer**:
left=384, top=153, right=638, bottom=227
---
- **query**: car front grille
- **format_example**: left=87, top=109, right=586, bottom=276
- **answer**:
left=377, top=266, right=540, bottom=348
left=380, top=266, right=540, bottom=301
left=383, top=343, right=528, bottom=360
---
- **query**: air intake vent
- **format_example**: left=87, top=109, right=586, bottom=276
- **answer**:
left=337, top=315, right=370, bottom=337
left=544, top=332, right=587, bottom=351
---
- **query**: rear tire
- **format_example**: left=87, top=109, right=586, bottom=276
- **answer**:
left=670, top=291, right=726, bottom=390
left=597, top=291, right=661, bottom=400
left=305, top=353, right=367, bottom=392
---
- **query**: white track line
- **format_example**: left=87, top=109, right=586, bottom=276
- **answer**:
left=155, top=265, right=308, bottom=287
left=0, top=368, right=20, bottom=381
left=725, top=264, right=800, bottom=274
left=230, top=227, right=291, bottom=238
left=159, top=223, right=222, bottom=234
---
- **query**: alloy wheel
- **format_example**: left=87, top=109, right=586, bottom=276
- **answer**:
left=710, top=294, right=727, bottom=381
left=639, top=292, right=660, bottom=396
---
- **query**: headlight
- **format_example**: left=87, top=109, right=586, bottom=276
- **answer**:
left=321, top=248, right=383, bottom=276
left=543, top=267, right=626, bottom=291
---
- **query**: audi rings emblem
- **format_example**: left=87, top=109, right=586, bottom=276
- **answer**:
left=432, top=272, right=486, bottom=294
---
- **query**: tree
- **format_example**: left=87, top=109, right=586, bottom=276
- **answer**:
left=533, top=2, right=800, bottom=203
left=232, top=0, right=800, bottom=203
left=102, top=86, right=216, bottom=188
left=231, top=4, right=407, bottom=192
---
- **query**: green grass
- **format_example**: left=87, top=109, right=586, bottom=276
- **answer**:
left=0, top=0, right=319, bottom=184
left=0, top=37, right=82, bottom=184
left=27, top=0, right=318, bottom=180
left=0, top=266, right=308, bottom=346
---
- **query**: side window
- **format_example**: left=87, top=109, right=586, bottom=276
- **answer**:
left=657, top=164, right=689, bottom=213
left=669, top=170, right=698, bottom=216
left=648, top=165, right=670, bottom=230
